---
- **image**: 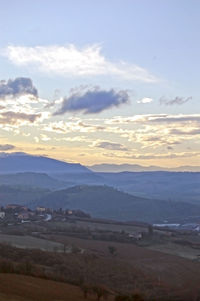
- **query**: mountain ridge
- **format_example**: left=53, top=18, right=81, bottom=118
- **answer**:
left=0, top=152, right=90, bottom=174
left=88, top=163, right=200, bottom=172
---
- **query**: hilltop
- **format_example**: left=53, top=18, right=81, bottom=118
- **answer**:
left=32, top=185, right=200, bottom=223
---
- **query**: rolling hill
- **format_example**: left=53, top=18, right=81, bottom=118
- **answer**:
left=32, top=185, right=200, bottom=223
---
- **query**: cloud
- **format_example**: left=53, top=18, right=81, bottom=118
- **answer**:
left=40, top=134, right=51, bottom=141
left=137, top=97, right=153, bottom=104
left=4, top=45, right=158, bottom=82
left=54, top=87, right=129, bottom=115
left=94, top=141, right=128, bottom=151
left=0, top=111, right=41, bottom=125
left=0, top=144, right=15, bottom=151
left=0, top=77, right=38, bottom=99
left=160, top=96, right=192, bottom=105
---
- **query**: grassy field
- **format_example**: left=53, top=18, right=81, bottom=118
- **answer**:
left=46, top=219, right=147, bottom=234
left=75, top=220, right=147, bottom=233
left=0, top=234, right=66, bottom=252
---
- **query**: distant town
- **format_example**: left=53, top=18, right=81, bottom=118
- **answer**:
left=0, top=204, right=91, bottom=225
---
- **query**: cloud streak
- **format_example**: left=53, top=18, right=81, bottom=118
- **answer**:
left=0, top=77, right=38, bottom=99
left=4, top=45, right=158, bottom=82
left=160, top=96, right=192, bottom=106
left=54, top=87, right=130, bottom=115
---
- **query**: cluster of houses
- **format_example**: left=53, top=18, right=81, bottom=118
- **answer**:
left=0, top=204, right=90, bottom=224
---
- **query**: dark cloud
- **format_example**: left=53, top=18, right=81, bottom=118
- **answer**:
left=0, top=144, right=15, bottom=151
left=95, top=141, right=128, bottom=151
left=0, top=77, right=38, bottom=99
left=160, top=96, right=192, bottom=106
left=0, top=111, right=41, bottom=124
left=143, top=136, right=181, bottom=145
left=54, top=87, right=129, bottom=115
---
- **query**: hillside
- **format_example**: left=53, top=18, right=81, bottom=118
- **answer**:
left=0, top=185, right=49, bottom=206
left=32, top=185, right=200, bottom=223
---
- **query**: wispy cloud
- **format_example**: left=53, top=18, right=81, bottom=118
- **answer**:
left=0, top=144, right=15, bottom=151
left=93, top=140, right=128, bottom=151
left=44, top=120, right=105, bottom=134
left=0, top=77, right=38, bottom=99
left=4, top=45, right=158, bottom=82
left=160, top=96, right=192, bottom=105
left=54, top=87, right=130, bottom=115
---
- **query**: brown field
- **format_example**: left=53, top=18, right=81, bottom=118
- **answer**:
left=0, top=274, right=109, bottom=301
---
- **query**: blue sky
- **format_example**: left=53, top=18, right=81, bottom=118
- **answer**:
left=0, top=0, right=199, bottom=166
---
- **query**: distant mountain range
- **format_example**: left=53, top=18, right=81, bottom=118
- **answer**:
left=88, top=163, right=200, bottom=172
left=0, top=152, right=90, bottom=174
left=0, top=153, right=200, bottom=222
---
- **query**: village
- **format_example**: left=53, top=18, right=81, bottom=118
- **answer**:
left=0, top=204, right=91, bottom=225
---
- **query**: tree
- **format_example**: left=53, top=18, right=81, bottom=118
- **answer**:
left=108, top=245, right=117, bottom=256
left=80, top=284, right=91, bottom=299
left=92, top=286, right=110, bottom=301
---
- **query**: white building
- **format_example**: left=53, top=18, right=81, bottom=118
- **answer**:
left=0, top=212, right=5, bottom=219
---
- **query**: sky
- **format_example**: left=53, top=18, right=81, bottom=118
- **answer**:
left=0, top=0, right=200, bottom=167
